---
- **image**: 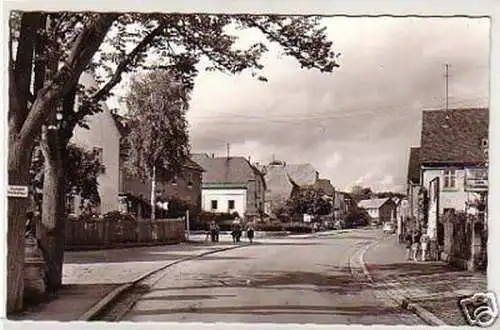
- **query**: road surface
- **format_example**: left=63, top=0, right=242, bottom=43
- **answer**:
left=121, top=229, right=425, bottom=325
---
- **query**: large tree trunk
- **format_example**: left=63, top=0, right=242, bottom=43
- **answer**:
left=39, top=127, right=67, bottom=291
left=7, top=144, right=32, bottom=313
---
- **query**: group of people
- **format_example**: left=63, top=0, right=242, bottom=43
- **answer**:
left=206, top=217, right=256, bottom=244
left=405, top=227, right=431, bottom=262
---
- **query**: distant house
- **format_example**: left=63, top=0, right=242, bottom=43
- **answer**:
left=419, top=108, right=488, bottom=241
left=258, top=160, right=320, bottom=218
left=69, top=73, right=122, bottom=215
left=406, top=146, right=421, bottom=224
left=192, top=155, right=266, bottom=220
left=333, top=191, right=355, bottom=223
left=260, top=162, right=299, bottom=216
left=358, top=198, right=396, bottom=225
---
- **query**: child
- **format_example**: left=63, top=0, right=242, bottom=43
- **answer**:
left=420, top=229, right=430, bottom=261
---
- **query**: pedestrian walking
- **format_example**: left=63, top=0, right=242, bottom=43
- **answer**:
left=231, top=218, right=242, bottom=244
left=420, top=229, right=430, bottom=261
left=405, top=230, right=413, bottom=260
left=246, top=221, right=255, bottom=244
left=411, top=229, right=421, bottom=261
left=209, top=221, right=218, bottom=243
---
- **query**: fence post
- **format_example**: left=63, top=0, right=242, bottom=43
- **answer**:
left=186, top=210, right=190, bottom=241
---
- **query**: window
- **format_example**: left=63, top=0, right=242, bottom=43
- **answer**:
left=93, top=147, right=105, bottom=173
left=228, top=200, right=235, bottom=210
left=186, top=173, right=193, bottom=188
left=443, top=169, right=457, bottom=189
left=67, top=195, right=76, bottom=215
left=211, top=200, right=218, bottom=210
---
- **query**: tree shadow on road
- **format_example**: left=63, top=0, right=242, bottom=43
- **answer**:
left=126, top=303, right=409, bottom=318
left=64, top=253, right=252, bottom=264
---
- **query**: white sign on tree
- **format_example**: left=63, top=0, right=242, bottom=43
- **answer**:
left=7, top=185, right=29, bottom=198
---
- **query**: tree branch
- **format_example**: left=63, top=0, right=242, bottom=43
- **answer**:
left=17, top=13, right=119, bottom=153
left=10, top=12, right=41, bottom=133
left=93, top=23, right=166, bottom=101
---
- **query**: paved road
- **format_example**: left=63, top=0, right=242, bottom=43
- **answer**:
left=122, top=229, right=425, bottom=325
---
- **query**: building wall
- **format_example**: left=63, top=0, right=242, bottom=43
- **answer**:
left=202, top=188, right=247, bottom=216
left=121, top=168, right=203, bottom=215
left=71, top=73, right=120, bottom=214
left=422, top=168, right=468, bottom=213
left=245, top=175, right=266, bottom=217
left=379, top=202, right=394, bottom=223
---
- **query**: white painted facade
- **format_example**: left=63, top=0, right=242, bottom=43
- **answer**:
left=422, top=167, right=468, bottom=214
left=202, top=188, right=247, bottom=216
left=70, top=73, right=121, bottom=214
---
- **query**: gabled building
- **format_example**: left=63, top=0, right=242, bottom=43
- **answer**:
left=358, top=197, right=396, bottom=225
left=69, top=73, right=122, bottom=215
left=192, top=155, right=266, bottom=220
left=419, top=108, right=488, bottom=241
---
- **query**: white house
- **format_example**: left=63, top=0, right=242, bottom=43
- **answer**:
left=419, top=108, right=488, bottom=242
left=70, top=73, right=122, bottom=214
left=191, top=154, right=266, bottom=220
left=358, top=198, right=396, bottom=225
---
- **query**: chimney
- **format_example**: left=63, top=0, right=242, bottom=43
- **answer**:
left=248, top=156, right=251, bottom=163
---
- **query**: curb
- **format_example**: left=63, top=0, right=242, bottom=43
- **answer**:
left=78, top=243, right=249, bottom=321
left=358, top=236, right=447, bottom=326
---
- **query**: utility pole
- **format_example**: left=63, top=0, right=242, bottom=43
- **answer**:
left=445, top=64, right=449, bottom=111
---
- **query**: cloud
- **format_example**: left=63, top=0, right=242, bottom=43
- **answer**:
left=187, top=16, right=489, bottom=193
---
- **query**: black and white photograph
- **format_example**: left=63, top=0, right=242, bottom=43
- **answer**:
left=3, top=1, right=499, bottom=328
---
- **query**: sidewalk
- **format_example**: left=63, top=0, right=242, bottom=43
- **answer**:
left=363, top=235, right=487, bottom=326
left=9, top=242, right=241, bottom=321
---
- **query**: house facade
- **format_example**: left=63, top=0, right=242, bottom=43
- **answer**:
left=358, top=198, right=396, bottom=225
left=258, top=160, right=320, bottom=218
left=69, top=73, right=121, bottom=215
left=119, top=158, right=205, bottom=217
left=192, top=155, right=266, bottom=220
left=419, top=108, right=488, bottom=241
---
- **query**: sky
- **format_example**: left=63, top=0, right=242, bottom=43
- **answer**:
left=181, top=16, right=490, bottom=193
left=108, top=16, right=490, bottom=194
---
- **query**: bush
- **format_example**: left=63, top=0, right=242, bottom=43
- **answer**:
left=255, top=223, right=284, bottom=232
left=102, top=210, right=136, bottom=222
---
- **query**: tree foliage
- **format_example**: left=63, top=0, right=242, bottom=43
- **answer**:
left=285, top=186, right=332, bottom=217
left=30, top=144, right=105, bottom=211
left=123, top=69, right=190, bottom=181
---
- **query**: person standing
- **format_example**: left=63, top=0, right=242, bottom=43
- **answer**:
left=411, top=229, right=421, bottom=261
left=420, top=229, right=430, bottom=261
left=246, top=221, right=255, bottom=244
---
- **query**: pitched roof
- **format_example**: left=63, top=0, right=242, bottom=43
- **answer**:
left=420, top=108, right=489, bottom=165
left=407, top=147, right=421, bottom=184
left=358, top=198, right=392, bottom=210
left=264, top=165, right=297, bottom=202
left=286, top=163, right=318, bottom=186
left=193, top=156, right=261, bottom=185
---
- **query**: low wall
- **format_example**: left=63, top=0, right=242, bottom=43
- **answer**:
left=442, top=213, right=486, bottom=271
left=65, top=217, right=186, bottom=250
